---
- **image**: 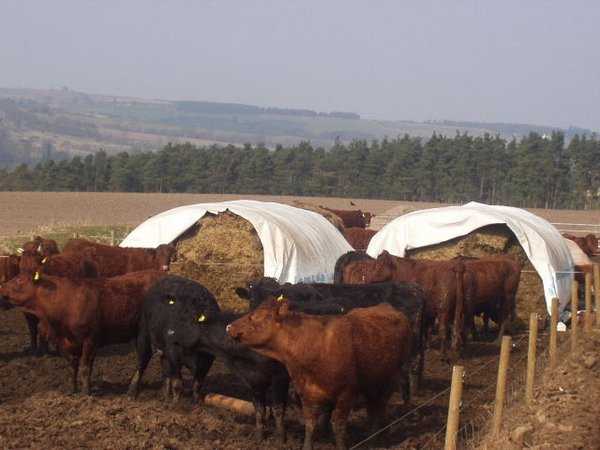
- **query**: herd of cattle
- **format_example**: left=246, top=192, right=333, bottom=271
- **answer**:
left=0, top=224, right=598, bottom=450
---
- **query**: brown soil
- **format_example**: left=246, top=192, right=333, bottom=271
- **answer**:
left=1, top=192, right=599, bottom=449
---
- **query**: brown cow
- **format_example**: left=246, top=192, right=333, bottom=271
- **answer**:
left=455, top=256, right=522, bottom=345
left=562, top=233, right=599, bottom=256
left=17, top=249, right=100, bottom=355
left=321, top=207, right=373, bottom=229
left=342, top=250, right=473, bottom=359
left=21, top=236, right=60, bottom=257
left=0, top=269, right=167, bottom=395
left=0, top=255, right=20, bottom=283
left=342, top=227, right=377, bottom=251
left=227, top=297, right=411, bottom=450
left=63, top=239, right=175, bottom=277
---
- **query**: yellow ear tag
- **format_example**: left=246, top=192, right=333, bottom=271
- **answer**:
left=33, top=271, right=41, bottom=281
left=41, top=257, right=48, bottom=264
left=277, top=294, right=285, bottom=302
left=168, top=299, right=175, bottom=305
left=198, top=314, right=206, bottom=322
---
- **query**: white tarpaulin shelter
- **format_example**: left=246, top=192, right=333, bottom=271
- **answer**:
left=367, top=202, right=574, bottom=313
left=120, top=200, right=353, bottom=283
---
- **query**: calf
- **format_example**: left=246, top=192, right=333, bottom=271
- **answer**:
left=194, top=311, right=291, bottom=442
left=128, top=275, right=221, bottom=403
left=227, top=298, right=411, bottom=450
left=236, top=277, right=427, bottom=400
left=0, top=269, right=167, bottom=395
left=341, top=250, right=474, bottom=359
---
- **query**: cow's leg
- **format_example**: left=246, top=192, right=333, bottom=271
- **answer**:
left=191, top=351, right=214, bottom=403
left=170, top=362, right=183, bottom=403
left=400, top=361, right=412, bottom=406
left=249, top=389, right=267, bottom=441
left=437, top=314, right=450, bottom=361
left=128, top=326, right=153, bottom=399
left=302, top=401, right=326, bottom=450
left=160, top=354, right=174, bottom=402
left=331, top=396, right=353, bottom=450
left=272, top=374, right=290, bottom=442
left=68, top=355, right=80, bottom=393
left=79, top=341, right=97, bottom=396
left=364, top=382, right=394, bottom=435
left=23, top=313, right=39, bottom=354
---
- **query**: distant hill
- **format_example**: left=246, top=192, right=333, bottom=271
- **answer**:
left=0, top=87, right=594, bottom=167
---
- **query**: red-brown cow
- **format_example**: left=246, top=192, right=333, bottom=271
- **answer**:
left=342, top=250, right=473, bottom=359
left=17, top=249, right=101, bottom=355
left=321, top=207, right=373, bottom=229
left=456, top=256, right=522, bottom=344
left=562, top=233, right=599, bottom=256
left=62, top=239, right=175, bottom=277
left=342, top=227, right=377, bottom=251
left=0, top=269, right=167, bottom=395
left=0, top=255, right=20, bottom=283
left=227, top=297, right=411, bottom=450
left=21, top=236, right=60, bottom=257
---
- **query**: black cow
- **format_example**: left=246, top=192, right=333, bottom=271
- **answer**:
left=236, top=278, right=428, bottom=402
left=333, top=250, right=374, bottom=283
left=128, top=275, right=220, bottom=403
left=195, top=311, right=291, bottom=442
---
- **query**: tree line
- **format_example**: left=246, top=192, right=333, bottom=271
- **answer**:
left=1, top=131, right=598, bottom=210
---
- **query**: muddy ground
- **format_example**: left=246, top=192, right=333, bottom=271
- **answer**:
left=1, top=304, right=557, bottom=450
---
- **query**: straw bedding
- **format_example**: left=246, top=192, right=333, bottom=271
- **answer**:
left=169, top=211, right=263, bottom=312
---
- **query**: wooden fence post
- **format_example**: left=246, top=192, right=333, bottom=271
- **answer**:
left=492, top=336, right=512, bottom=435
left=444, top=365, right=464, bottom=450
left=549, top=298, right=559, bottom=369
left=110, top=230, right=115, bottom=246
left=585, top=272, right=593, bottom=332
left=571, top=281, right=579, bottom=354
left=526, top=313, right=538, bottom=406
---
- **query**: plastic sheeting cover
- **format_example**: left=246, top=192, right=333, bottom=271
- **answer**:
left=367, top=202, right=574, bottom=313
left=120, top=200, right=353, bottom=283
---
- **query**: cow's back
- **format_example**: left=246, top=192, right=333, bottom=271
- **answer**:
left=98, top=270, right=168, bottom=344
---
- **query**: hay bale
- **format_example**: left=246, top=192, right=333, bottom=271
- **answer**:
left=169, top=211, right=263, bottom=312
left=291, top=200, right=345, bottom=231
left=406, top=224, right=547, bottom=331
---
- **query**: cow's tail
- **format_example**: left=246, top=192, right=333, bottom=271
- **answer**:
left=451, top=260, right=466, bottom=355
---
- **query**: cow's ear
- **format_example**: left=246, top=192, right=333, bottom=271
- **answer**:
left=235, top=287, right=250, bottom=300
left=274, top=295, right=290, bottom=318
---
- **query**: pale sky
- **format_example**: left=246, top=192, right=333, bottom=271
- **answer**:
left=1, top=1, right=599, bottom=131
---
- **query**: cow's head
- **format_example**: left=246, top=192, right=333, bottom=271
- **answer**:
left=235, top=277, right=281, bottom=310
left=0, top=271, right=42, bottom=308
left=361, top=211, right=373, bottom=227
left=155, top=243, right=176, bottom=271
left=226, top=296, right=289, bottom=347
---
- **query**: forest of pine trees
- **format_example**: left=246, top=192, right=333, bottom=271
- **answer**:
left=1, top=131, right=598, bottom=210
